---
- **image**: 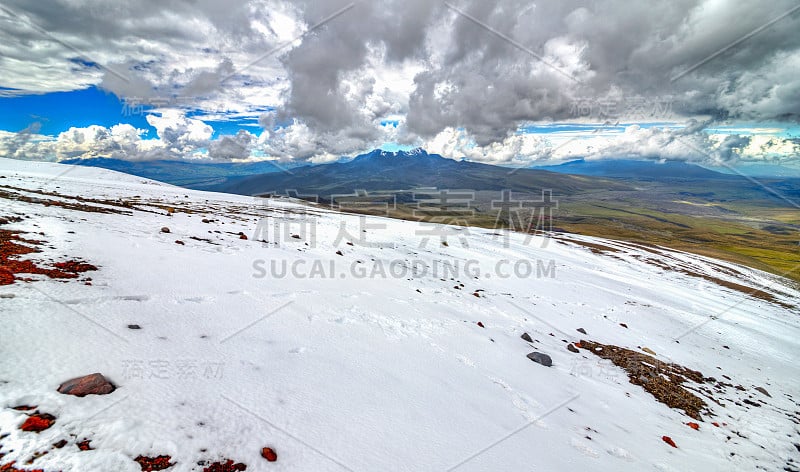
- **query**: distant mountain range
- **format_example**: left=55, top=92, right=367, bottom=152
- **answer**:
left=63, top=151, right=798, bottom=204
left=211, top=149, right=632, bottom=197
left=61, top=157, right=306, bottom=190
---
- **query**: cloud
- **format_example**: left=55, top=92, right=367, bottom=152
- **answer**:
left=1, top=0, right=799, bottom=161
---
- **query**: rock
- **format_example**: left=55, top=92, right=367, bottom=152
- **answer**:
left=336, top=250, right=343, bottom=256
left=619, top=323, right=628, bottom=328
left=520, top=332, right=533, bottom=343
left=160, top=227, right=170, bottom=233
left=238, top=232, right=248, bottom=240
left=52, top=439, right=68, bottom=448
left=641, top=347, right=656, bottom=356
left=567, top=343, right=579, bottom=353
left=576, top=328, right=587, bottom=334
left=127, top=324, right=142, bottom=330
left=527, top=352, right=552, bottom=367
left=476, top=321, right=485, bottom=328
left=261, top=447, right=277, bottom=462
left=754, top=386, right=771, bottom=397
left=686, top=422, right=700, bottom=430
left=20, top=413, right=56, bottom=432
left=661, top=436, right=677, bottom=448
left=57, top=373, right=115, bottom=397
left=77, top=439, right=93, bottom=451
left=175, top=240, right=185, bottom=245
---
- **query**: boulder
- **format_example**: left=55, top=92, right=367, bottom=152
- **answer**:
left=520, top=332, right=533, bottom=343
left=160, top=227, right=170, bottom=233
left=527, top=352, right=553, bottom=367
left=576, top=328, right=587, bottom=334
left=57, top=373, right=115, bottom=397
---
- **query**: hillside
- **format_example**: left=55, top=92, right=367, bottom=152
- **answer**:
left=0, top=158, right=799, bottom=471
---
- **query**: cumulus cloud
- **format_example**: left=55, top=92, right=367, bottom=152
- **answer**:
left=1, top=0, right=799, bottom=163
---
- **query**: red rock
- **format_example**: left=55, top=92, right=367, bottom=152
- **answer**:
left=11, top=406, right=36, bottom=411
left=260, top=447, right=277, bottom=462
left=686, top=422, right=699, bottom=430
left=712, top=422, right=720, bottom=427
left=662, top=436, right=677, bottom=448
left=76, top=439, right=93, bottom=451
left=476, top=321, right=484, bottom=328
left=57, top=373, right=115, bottom=397
left=19, top=414, right=55, bottom=432
left=239, top=233, right=248, bottom=240
left=134, top=455, right=175, bottom=471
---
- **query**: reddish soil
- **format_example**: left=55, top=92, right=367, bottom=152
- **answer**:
left=134, top=455, right=175, bottom=471
left=0, top=462, right=44, bottom=472
left=0, top=229, right=96, bottom=285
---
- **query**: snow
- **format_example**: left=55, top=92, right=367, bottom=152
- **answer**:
left=0, top=157, right=798, bottom=471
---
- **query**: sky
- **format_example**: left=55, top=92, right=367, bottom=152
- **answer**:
left=0, top=0, right=798, bottom=169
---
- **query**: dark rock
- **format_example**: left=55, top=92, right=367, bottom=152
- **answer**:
left=520, top=332, right=533, bottom=343
left=567, top=343, right=579, bottom=353
left=576, top=328, right=587, bottom=334
left=476, top=321, right=484, bottom=328
left=527, top=352, right=552, bottom=367
left=52, top=439, right=68, bottom=448
left=619, top=323, right=628, bottom=328
left=160, top=227, right=170, bottom=233
left=754, top=386, right=771, bottom=397
left=57, top=373, right=115, bottom=397
left=127, top=324, right=142, bottom=330
left=175, top=240, right=185, bottom=245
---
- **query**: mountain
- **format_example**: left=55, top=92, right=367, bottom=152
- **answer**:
left=533, top=158, right=732, bottom=180
left=61, top=157, right=306, bottom=190
left=1, top=157, right=798, bottom=471
left=213, top=148, right=633, bottom=197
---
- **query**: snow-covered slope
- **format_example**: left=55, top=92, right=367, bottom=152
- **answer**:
left=1, top=158, right=798, bottom=471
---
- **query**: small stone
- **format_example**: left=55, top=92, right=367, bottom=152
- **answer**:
left=576, top=328, right=587, bottom=334
left=619, top=323, right=628, bottom=328
left=477, top=321, right=485, bottom=328
left=128, top=324, right=142, bottom=330
left=57, top=373, right=115, bottom=397
left=20, top=413, right=56, bottom=432
left=160, top=227, right=170, bottom=233
left=175, top=240, right=185, bottom=245
left=754, top=386, right=771, bottom=397
left=336, top=250, right=343, bottom=256
left=662, top=436, right=677, bottom=448
left=261, top=447, right=277, bottom=462
left=527, top=352, right=552, bottom=367
left=567, top=343, right=579, bottom=353
left=239, top=233, right=248, bottom=240
left=52, top=439, right=68, bottom=448
left=520, top=332, right=533, bottom=343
